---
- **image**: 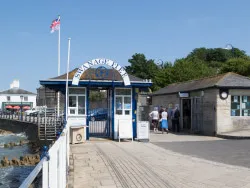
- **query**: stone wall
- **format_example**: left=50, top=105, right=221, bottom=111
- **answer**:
left=216, top=89, right=250, bottom=133
left=152, top=88, right=250, bottom=135
left=152, top=93, right=180, bottom=129
left=152, top=89, right=217, bottom=135
left=0, top=119, right=38, bottom=141
left=152, top=94, right=180, bottom=110
left=200, top=89, right=217, bottom=135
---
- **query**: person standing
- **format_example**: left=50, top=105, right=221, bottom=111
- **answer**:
left=149, top=107, right=159, bottom=132
left=159, top=106, right=164, bottom=131
left=172, top=106, right=180, bottom=132
left=160, top=108, right=168, bottom=134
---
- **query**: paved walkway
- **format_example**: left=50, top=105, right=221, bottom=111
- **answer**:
left=68, top=139, right=250, bottom=188
left=149, top=131, right=224, bottom=142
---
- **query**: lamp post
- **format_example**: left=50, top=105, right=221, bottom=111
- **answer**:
left=225, top=44, right=234, bottom=57
left=20, top=95, right=23, bottom=121
left=156, top=59, right=164, bottom=69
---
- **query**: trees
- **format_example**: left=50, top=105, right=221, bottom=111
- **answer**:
left=125, top=53, right=159, bottom=79
left=220, top=58, right=250, bottom=76
left=126, top=47, right=250, bottom=92
left=125, top=53, right=160, bottom=91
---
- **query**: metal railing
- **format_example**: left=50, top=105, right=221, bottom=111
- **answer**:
left=19, top=126, right=70, bottom=188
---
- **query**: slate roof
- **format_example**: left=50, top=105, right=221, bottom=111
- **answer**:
left=49, top=68, right=144, bottom=82
left=0, top=88, right=36, bottom=95
left=152, top=72, right=250, bottom=96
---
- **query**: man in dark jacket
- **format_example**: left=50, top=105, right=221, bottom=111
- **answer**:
left=171, top=106, right=180, bottom=132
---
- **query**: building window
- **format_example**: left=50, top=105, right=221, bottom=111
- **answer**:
left=231, top=95, right=250, bottom=116
left=68, top=88, right=86, bottom=116
left=7, top=96, right=10, bottom=101
left=24, top=96, right=28, bottom=101
left=115, top=88, right=132, bottom=115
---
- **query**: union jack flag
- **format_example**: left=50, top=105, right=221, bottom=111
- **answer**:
left=50, top=17, right=60, bottom=33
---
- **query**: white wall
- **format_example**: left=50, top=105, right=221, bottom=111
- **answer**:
left=0, top=94, right=37, bottom=110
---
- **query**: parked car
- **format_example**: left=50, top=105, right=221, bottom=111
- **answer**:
left=29, top=110, right=45, bottom=117
left=88, top=108, right=108, bottom=121
left=24, top=108, right=39, bottom=116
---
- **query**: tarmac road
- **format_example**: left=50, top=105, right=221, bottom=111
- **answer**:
left=153, top=139, right=250, bottom=168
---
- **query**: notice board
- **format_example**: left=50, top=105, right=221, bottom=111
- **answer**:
left=118, top=119, right=133, bottom=142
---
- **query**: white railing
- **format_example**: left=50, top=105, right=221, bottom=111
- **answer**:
left=19, top=126, right=70, bottom=188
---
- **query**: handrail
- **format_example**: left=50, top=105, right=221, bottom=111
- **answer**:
left=19, top=157, right=47, bottom=188
left=19, top=127, right=69, bottom=188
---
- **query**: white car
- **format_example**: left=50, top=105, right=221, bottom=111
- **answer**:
left=25, top=108, right=39, bottom=116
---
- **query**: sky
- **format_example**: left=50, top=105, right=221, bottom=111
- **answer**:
left=1, top=0, right=250, bottom=92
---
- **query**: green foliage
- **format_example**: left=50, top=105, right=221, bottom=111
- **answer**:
left=89, top=91, right=105, bottom=102
left=126, top=47, right=250, bottom=92
left=171, top=59, right=216, bottom=83
left=125, top=53, right=160, bottom=91
left=125, top=53, right=159, bottom=79
left=187, top=47, right=248, bottom=68
left=220, top=58, right=250, bottom=76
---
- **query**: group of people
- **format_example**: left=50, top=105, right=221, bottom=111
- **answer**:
left=149, top=105, right=180, bottom=134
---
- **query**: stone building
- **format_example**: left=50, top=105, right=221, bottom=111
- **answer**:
left=151, top=72, right=250, bottom=136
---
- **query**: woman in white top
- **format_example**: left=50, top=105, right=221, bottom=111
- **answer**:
left=149, top=107, right=159, bottom=132
left=160, top=108, right=169, bottom=134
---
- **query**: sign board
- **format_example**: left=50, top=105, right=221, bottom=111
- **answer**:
left=179, top=92, right=189, bottom=98
left=137, top=121, right=149, bottom=140
left=72, top=58, right=131, bottom=86
left=118, top=119, right=133, bottom=142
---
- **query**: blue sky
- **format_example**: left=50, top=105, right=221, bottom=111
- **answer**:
left=1, top=0, right=250, bottom=92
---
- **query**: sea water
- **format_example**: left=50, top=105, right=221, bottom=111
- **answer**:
left=0, top=133, right=35, bottom=188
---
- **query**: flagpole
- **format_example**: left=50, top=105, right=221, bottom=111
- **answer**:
left=65, top=38, right=71, bottom=121
left=57, top=15, right=61, bottom=117
left=66, top=37, right=71, bottom=167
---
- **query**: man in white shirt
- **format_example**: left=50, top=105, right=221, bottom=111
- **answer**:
left=149, top=107, right=159, bottom=132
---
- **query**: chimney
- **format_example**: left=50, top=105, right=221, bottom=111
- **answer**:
left=10, top=80, right=20, bottom=89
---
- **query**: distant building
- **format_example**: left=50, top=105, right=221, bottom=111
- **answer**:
left=151, top=72, right=250, bottom=135
left=0, top=80, right=36, bottom=110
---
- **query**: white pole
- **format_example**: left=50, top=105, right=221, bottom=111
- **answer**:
left=57, top=15, right=61, bottom=117
left=66, top=38, right=71, bottom=121
left=66, top=38, right=71, bottom=168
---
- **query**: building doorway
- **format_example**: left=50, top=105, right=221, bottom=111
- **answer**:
left=88, top=88, right=112, bottom=138
left=182, top=98, right=191, bottom=130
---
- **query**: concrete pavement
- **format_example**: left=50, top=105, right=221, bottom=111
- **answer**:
left=217, top=130, right=250, bottom=139
left=68, top=136, right=250, bottom=188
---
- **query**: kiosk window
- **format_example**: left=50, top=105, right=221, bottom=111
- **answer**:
left=231, top=95, right=250, bottom=116
left=241, top=96, right=250, bottom=116
left=68, top=88, right=86, bottom=116
left=115, top=89, right=132, bottom=115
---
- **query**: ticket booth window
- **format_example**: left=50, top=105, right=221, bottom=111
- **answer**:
left=115, top=89, right=132, bottom=115
left=69, top=88, right=86, bottom=116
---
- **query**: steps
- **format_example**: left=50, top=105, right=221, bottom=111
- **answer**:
left=38, top=110, right=64, bottom=140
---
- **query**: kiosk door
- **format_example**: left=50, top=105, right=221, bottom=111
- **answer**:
left=114, top=88, right=133, bottom=140
left=88, top=88, right=111, bottom=138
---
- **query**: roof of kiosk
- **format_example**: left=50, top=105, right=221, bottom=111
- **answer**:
left=52, top=68, right=143, bottom=81
left=152, top=72, right=250, bottom=96
left=40, top=68, right=152, bottom=87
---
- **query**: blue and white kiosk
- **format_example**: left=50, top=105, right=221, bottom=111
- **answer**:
left=40, top=58, right=152, bottom=140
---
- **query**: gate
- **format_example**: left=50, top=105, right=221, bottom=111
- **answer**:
left=88, top=89, right=111, bottom=138
left=191, top=97, right=203, bottom=133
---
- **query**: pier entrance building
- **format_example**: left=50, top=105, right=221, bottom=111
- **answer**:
left=40, top=58, right=152, bottom=140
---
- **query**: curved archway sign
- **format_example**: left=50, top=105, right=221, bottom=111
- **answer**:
left=72, top=58, right=131, bottom=86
